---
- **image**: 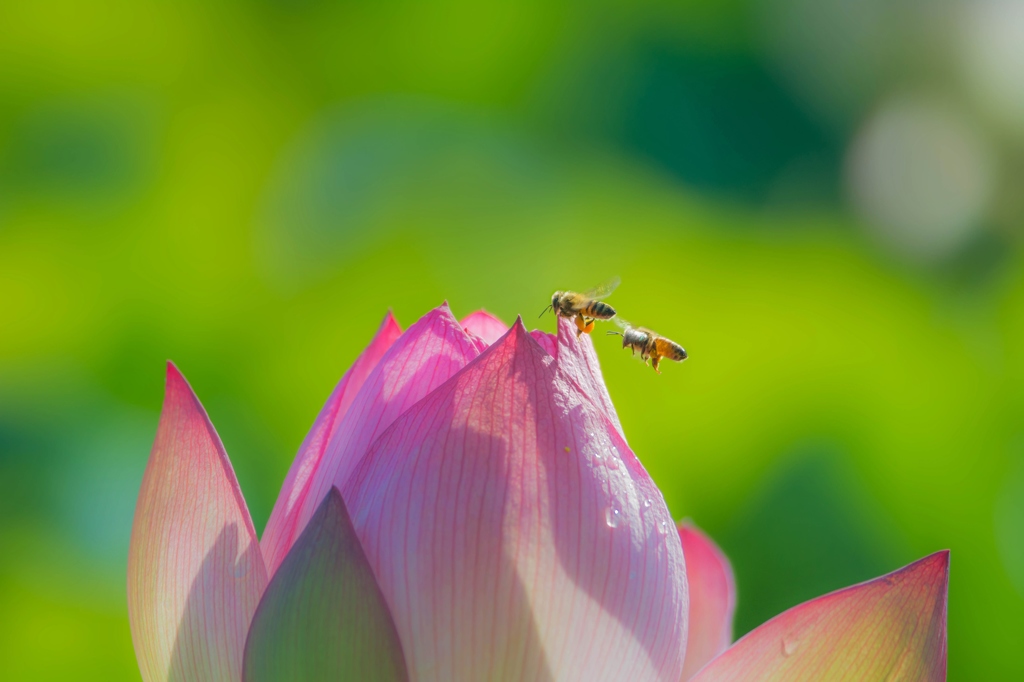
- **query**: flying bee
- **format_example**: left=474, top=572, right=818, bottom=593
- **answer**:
left=607, top=319, right=687, bottom=374
left=540, top=276, right=620, bottom=338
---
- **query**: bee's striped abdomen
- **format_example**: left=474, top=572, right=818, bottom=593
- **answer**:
left=655, top=338, right=688, bottom=362
left=582, top=300, right=616, bottom=319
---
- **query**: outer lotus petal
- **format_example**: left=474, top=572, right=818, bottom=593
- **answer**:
left=692, top=551, right=949, bottom=682
left=678, top=521, right=736, bottom=681
left=128, top=363, right=267, bottom=682
left=243, top=488, right=408, bottom=682
left=344, top=320, right=688, bottom=682
left=460, top=309, right=509, bottom=347
left=555, top=317, right=624, bottom=438
left=273, top=304, right=481, bottom=570
left=261, top=311, right=403, bottom=576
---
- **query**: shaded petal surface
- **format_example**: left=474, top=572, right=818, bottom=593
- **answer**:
left=274, top=304, right=480, bottom=570
left=243, top=488, right=408, bottom=682
left=678, top=522, right=736, bottom=681
left=344, top=320, right=688, bottom=682
left=261, top=312, right=402, bottom=576
left=128, top=363, right=267, bottom=682
left=460, top=309, right=509, bottom=347
left=692, top=552, right=949, bottom=682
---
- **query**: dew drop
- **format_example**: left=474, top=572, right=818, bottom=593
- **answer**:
left=657, top=520, right=670, bottom=536
left=605, top=506, right=621, bottom=528
left=605, top=456, right=619, bottom=470
left=781, top=636, right=799, bottom=657
left=642, top=497, right=653, bottom=512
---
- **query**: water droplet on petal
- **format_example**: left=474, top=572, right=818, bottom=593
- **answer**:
left=781, top=636, right=799, bottom=657
left=642, top=497, right=653, bottom=511
left=605, top=506, right=621, bottom=528
left=657, top=520, right=670, bottom=536
left=605, top=456, right=619, bottom=470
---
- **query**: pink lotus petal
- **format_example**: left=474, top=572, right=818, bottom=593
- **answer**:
left=243, top=488, right=408, bottom=682
left=679, top=521, right=736, bottom=681
left=128, top=363, right=267, bottom=682
left=269, top=304, right=481, bottom=571
left=555, top=316, right=624, bottom=438
left=344, top=320, right=688, bottom=682
left=692, top=551, right=949, bottom=682
left=530, top=329, right=558, bottom=358
left=261, top=311, right=403, bottom=576
left=460, top=309, right=509, bottom=347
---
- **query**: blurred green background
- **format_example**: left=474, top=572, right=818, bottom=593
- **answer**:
left=1, top=0, right=1023, bottom=678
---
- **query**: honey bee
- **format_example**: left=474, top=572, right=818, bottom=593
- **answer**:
left=607, top=319, right=687, bottom=373
left=541, top=277, right=620, bottom=337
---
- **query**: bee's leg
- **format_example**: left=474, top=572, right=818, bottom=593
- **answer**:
left=651, top=355, right=661, bottom=374
left=575, top=314, right=587, bottom=337
left=630, top=347, right=636, bottom=356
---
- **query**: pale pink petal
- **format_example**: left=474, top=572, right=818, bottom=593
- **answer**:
left=692, top=551, right=949, bottom=682
left=555, top=316, right=624, bottom=438
left=460, top=309, right=509, bottom=347
left=128, top=363, right=267, bottom=682
left=243, top=489, right=408, bottom=682
left=344, top=320, right=688, bottom=682
left=530, top=329, right=558, bottom=358
left=679, top=521, right=736, bottom=681
left=271, top=304, right=481, bottom=570
left=261, top=311, right=403, bottom=576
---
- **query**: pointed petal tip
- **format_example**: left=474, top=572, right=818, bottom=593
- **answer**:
left=379, top=309, right=402, bottom=333
left=244, top=481, right=407, bottom=682
left=901, top=549, right=950, bottom=582
left=325, top=485, right=344, bottom=507
left=692, top=551, right=949, bottom=682
left=165, top=360, right=183, bottom=384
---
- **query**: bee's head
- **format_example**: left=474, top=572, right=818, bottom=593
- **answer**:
left=540, top=292, right=560, bottom=318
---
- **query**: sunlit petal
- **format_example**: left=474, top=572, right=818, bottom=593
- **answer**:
left=128, top=363, right=267, bottom=682
left=344, top=320, right=688, bottom=681
left=692, top=552, right=949, bottom=682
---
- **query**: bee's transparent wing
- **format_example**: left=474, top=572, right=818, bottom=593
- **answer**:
left=583, top=276, right=621, bottom=300
left=612, top=316, right=632, bottom=330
